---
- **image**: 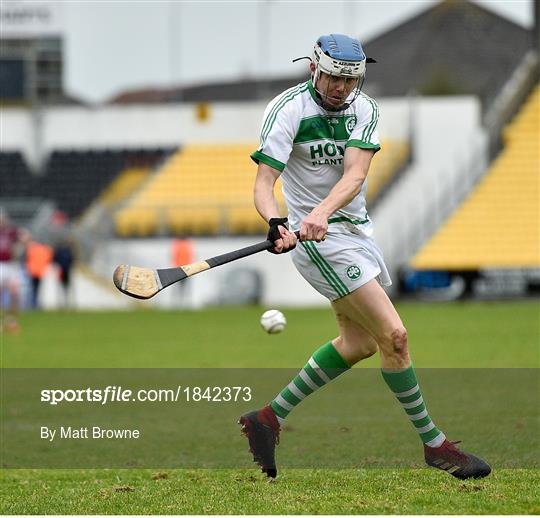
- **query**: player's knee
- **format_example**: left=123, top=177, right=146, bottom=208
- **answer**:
left=391, top=326, right=408, bottom=359
left=379, top=326, right=408, bottom=359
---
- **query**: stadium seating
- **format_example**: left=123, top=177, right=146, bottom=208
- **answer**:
left=0, top=152, right=37, bottom=197
left=98, top=167, right=150, bottom=209
left=411, top=86, right=539, bottom=269
left=167, top=206, right=222, bottom=235
left=0, top=148, right=174, bottom=222
left=367, top=140, right=409, bottom=203
left=114, top=139, right=409, bottom=236
left=115, top=144, right=285, bottom=236
left=39, top=150, right=126, bottom=219
left=40, top=149, right=175, bottom=220
left=228, top=206, right=268, bottom=234
left=115, top=207, right=160, bottom=237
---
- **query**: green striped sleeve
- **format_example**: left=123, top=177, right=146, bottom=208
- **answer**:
left=250, top=150, right=286, bottom=172
left=345, top=140, right=381, bottom=152
left=361, top=96, right=379, bottom=142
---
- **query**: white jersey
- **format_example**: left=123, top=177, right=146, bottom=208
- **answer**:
left=251, top=80, right=380, bottom=236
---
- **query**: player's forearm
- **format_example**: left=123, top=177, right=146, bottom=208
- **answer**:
left=255, top=187, right=281, bottom=222
left=314, top=173, right=366, bottom=218
left=313, top=147, right=373, bottom=218
left=254, top=166, right=282, bottom=222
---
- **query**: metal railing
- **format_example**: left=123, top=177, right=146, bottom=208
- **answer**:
left=385, top=132, right=489, bottom=273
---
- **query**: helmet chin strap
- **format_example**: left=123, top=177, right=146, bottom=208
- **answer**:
left=314, top=89, right=351, bottom=111
left=312, top=70, right=363, bottom=112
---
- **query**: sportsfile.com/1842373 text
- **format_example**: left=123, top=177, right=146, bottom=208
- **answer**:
left=40, top=386, right=253, bottom=405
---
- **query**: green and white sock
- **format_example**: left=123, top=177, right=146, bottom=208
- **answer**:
left=382, top=364, right=446, bottom=447
left=270, top=341, right=350, bottom=423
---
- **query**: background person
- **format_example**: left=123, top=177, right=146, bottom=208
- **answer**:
left=0, top=208, right=24, bottom=333
left=25, top=236, right=53, bottom=310
left=53, top=236, right=75, bottom=308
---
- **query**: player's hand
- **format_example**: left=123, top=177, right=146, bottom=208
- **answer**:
left=300, top=210, right=328, bottom=242
left=267, top=218, right=297, bottom=254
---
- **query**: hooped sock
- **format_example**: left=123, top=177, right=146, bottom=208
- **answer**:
left=270, top=341, right=350, bottom=422
left=381, top=364, right=446, bottom=447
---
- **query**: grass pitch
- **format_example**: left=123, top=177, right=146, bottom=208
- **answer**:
left=3, top=301, right=537, bottom=368
left=1, top=301, right=539, bottom=514
left=2, top=469, right=539, bottom=515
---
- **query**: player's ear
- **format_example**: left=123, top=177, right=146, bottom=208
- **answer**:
left=309, top=62, right=316, bottom=74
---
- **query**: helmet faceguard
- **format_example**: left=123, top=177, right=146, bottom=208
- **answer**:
left=311, top=34, right=368, bottom=111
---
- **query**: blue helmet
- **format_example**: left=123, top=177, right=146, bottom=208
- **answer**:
left=311, top=34, right=368, bottom=111
left=313, top=34, right=367, bottom=78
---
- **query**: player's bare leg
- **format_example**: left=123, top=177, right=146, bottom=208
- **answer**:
left=332, top=278, right=409, bottom=369
left=333, top=279, right=491, bottom=479
left=331, top=308, right=379, bottom=365
left=239, top=309, right=380, bottom=478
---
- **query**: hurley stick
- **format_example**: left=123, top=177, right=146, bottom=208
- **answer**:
left=113, top=231, right=299, bottom=299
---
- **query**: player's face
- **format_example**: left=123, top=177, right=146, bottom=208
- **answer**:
left=316, top=72, right=358, bottom=108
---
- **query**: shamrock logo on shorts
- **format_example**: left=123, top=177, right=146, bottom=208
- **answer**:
left=346, top=264, right=362, bottom=280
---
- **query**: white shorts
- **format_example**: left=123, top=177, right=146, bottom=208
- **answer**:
left=0, top=261, right=22, bottom=288
left=291, top=231, right=392, bottom=301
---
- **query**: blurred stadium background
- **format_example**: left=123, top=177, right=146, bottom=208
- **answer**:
left=1, top=0, right=538, bottom=312
left=1, top=3, right=539, bottom=513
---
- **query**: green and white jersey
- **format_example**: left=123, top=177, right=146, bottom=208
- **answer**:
left=251, top=80, right=380, bottom=236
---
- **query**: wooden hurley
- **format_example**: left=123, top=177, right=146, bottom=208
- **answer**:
left=113, top=231, right=300, bottom=300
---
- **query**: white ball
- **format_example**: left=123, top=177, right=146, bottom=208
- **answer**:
left=260, top=309, right=287, bottom=334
